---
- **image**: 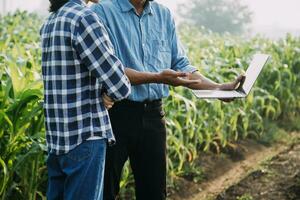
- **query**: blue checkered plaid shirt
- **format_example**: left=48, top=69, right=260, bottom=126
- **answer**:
left=40, top=0, right=131, bottom=155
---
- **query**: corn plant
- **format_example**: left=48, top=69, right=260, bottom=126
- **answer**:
left=0, top=11, right=46, bottom=200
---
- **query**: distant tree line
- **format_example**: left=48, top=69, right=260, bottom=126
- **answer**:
left=178, top=0, right=252, bottom=34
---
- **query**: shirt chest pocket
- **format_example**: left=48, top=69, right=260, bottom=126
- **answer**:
left=148, top=39, right=172, bottom=70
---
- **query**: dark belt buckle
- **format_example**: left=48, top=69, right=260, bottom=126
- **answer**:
left=143, top=102, right=148, bottom=109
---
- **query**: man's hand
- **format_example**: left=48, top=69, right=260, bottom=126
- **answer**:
left=218, top=74, right=246, bottom=102
left=218, top=74, right=246, bottom=91
left=158, top=69, right=199, bottom=87
left=102, top=93, right=114, bottom=110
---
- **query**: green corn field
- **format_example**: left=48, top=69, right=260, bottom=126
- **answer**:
left=0, top=11, right=299, bottom=200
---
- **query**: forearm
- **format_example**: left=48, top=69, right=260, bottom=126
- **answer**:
left=125, top=68, right=161, bottom=85
left=186, top=71, right=221, bottom=90
left=125, top=68, right=199, bottom=87
left=103, top=67, right=131, bottom=101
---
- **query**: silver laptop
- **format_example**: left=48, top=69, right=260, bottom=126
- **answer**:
left=192, top=54, right=270, bottom=99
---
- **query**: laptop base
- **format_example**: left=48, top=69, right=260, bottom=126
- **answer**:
left=192, top=90, right=246, bottom=99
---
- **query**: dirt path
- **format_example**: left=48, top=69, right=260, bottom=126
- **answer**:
left=186, top=142, right=288, bottom=200
left=216, top=141, right=300, bottom=200
left=169, top=132, right=300, bottom=200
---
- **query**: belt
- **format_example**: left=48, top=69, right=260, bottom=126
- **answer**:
left=115, top=99, right=162, bottom=109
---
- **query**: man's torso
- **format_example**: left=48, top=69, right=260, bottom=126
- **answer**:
left=92, top=0, right=175, bottom=101
left=41, top=0, right=111, bottom=154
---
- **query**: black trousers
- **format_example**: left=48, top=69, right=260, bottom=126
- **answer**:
left=104, top=99, right=167, bottom=200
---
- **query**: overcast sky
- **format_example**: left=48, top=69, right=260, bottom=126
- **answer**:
left=1, top=0, right=300, bottom=37
left=160, top=0, right=300, bottom=29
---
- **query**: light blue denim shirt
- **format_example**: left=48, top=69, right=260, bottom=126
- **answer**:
left=91, top=0, right=197, bottom=102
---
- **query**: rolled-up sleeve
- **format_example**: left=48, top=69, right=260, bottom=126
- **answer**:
left=74, top=13, right=131, bottom=101
left=170, top=17, right=198, bottom=73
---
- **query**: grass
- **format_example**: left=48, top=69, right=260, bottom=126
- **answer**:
left=236, top=194, right=254, bottom=200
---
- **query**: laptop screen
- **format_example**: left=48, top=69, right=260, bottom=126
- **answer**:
left=242, top=54, right=270, bottom=94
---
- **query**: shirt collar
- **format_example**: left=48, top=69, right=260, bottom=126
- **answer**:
left=144, top=1, right=153, bottom=15
left=117, top=0, right=153, bottom=15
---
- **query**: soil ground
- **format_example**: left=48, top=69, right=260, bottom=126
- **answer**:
left=216, top=141, right=300, bottom=200
left=168, top=132, right=300, bottom=200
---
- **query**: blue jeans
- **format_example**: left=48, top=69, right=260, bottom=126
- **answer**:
left=47, top=139, right=107, bottom=200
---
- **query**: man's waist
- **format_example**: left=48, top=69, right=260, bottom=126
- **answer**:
left=126, top=84, right=170, bottom=102
left=114, top=99, right=163, bottom=110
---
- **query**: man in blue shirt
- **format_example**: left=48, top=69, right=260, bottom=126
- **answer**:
left=92, top=0, right=244, bottom=199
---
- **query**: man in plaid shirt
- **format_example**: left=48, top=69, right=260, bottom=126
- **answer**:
left=41, top=0, right=131, bottom=199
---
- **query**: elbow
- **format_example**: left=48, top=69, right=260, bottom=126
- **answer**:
left=108, top=78, right=132, bottom=101
left=119, top=81, right=131, bottom=100
left=121, top=76, right=132, bottom=99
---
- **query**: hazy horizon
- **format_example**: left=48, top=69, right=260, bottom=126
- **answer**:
left=160, top=0, right=300, bottom=38
left=1, top=0, right=300, bottom=38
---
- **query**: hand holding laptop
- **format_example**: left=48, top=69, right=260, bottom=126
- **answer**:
left=218, top=74, right=246, bottom=91
left=217, top=74, right=246, bottom=102
left=192, top=54, right=270, bottom=99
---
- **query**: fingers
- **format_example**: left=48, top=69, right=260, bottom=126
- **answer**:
left=103, top=101, right=114, bottom=109
left=229, top=74, right=246, bottom=90
left=237, top=74, right=246, bottom=83
left=103, top=93, right=113, bottom=102
left=234, top=74, right=246, bottom=89
left=175, top=72, right=189, bottom=78
left=164, top=70, right=189, bottom=78
left=102, top=93, right=114, bottom=109
left=168, top=71, right=188, bottom=78
left=103, top=101, right=113, bottom=109
left=218, top=98, right=235, bottom=103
